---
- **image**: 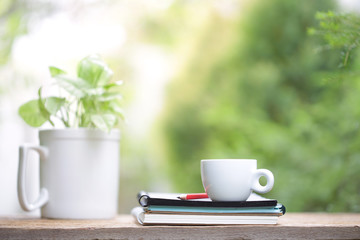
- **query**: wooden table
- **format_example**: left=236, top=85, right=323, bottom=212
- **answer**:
left=0, top=213, right=359, bottom=239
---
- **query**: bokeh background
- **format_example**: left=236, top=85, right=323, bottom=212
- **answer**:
left=0, top=0, right=359, bottom=215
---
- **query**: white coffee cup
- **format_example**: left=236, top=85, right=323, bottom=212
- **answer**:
left=17, top=129, right=120, bottom=219
left=201, top=159, right=274, bottom=201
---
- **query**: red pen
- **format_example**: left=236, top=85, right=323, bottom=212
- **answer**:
left=178, top=193, right=209, bottom=200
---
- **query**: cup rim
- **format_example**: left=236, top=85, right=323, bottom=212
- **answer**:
left=39, top=128, right=121, bottom=141
left=201, top=159, right=256, bottom=162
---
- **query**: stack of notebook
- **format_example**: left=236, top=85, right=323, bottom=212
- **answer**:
left=131, top=191, right=286, bottom=225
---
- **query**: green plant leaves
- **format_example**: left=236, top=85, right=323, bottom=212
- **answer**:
left=103, top=80, right=123, bottom=90
left=49, top=66, right=66, bottom=77
left=44, top=97, right=66, bottom=115
left=97, top=92, right=123, bottom=102
left=18, top=100, right=48, bottom=127
left=19, top=55, right=123, bottom=131
left=53, top=75, right=91, bottom=98
left=108, top=101, right=125, bottom=120
left=18, top=91, right=66, bottom=128
left=77, top=55, right=113, bottom=87
left=310, top=11, right=360, bottom=67
left=90, top=114, right=117, bottom=132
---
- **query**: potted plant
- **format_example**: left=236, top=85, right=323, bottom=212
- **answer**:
left=17, top=55, right=123, bottom=219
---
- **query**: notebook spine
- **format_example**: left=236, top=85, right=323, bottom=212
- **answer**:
left=138, top=191, right=150, bottom=207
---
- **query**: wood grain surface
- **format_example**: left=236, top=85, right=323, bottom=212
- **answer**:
left=0, top=213, right=359, bottom=239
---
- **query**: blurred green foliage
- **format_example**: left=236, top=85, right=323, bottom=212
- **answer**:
left=309, top=11, right=360, bottom=67
left=158, top=0, right=360, bottom=212
left=0, top=0, right=27, bottom=65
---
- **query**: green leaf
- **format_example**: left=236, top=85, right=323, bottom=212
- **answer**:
left=103, top=80, right=123, bottom=90
left=45, top=97, right=66, bottom=115
left=108, top=101, right=125, bottom=120
left=38, top=87, right=54, bottom=126
left=97, top=92, right=123, bottom=102
left=85, top=87, right=105, bottom=96
left=53, top=75, right=90, bottom=98
left=54, top=74, right=105, bottom=98
left=90, top=114, right=117, bottom=132
left=49, top=66, right=66, bottom=77
left=18, top=100, right=48, bottom=127
left=80, top=113, right=92, bottom=128
left=80, top=97, right=96, bottom=113
left=37, top=87, right=65, bottom=126
left=77, top=55, right=113, bottom=87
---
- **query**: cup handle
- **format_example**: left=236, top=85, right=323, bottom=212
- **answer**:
left=251, top=169, right=274, bottom=194
left=18, top=144, right=49, bottom=211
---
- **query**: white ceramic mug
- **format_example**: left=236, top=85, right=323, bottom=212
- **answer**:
left=201, top=159, right=274, bottom=201
left=17, top=129, right=120, bottom=219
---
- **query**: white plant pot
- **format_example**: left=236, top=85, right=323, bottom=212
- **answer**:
left=17, top=128, right=120, bottom=219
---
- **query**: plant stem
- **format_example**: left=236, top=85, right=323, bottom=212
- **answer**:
left=48, top=118, right=55, bottom=127
left=74, top=100, right=83, bottom=128
left=60, top=107, right=70, bottom=127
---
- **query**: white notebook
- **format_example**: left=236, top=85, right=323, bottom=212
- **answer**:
left=131, top=207, right=279, bottom=225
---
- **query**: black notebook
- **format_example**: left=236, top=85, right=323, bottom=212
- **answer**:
left=137, top=191, right=278, bottom=208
